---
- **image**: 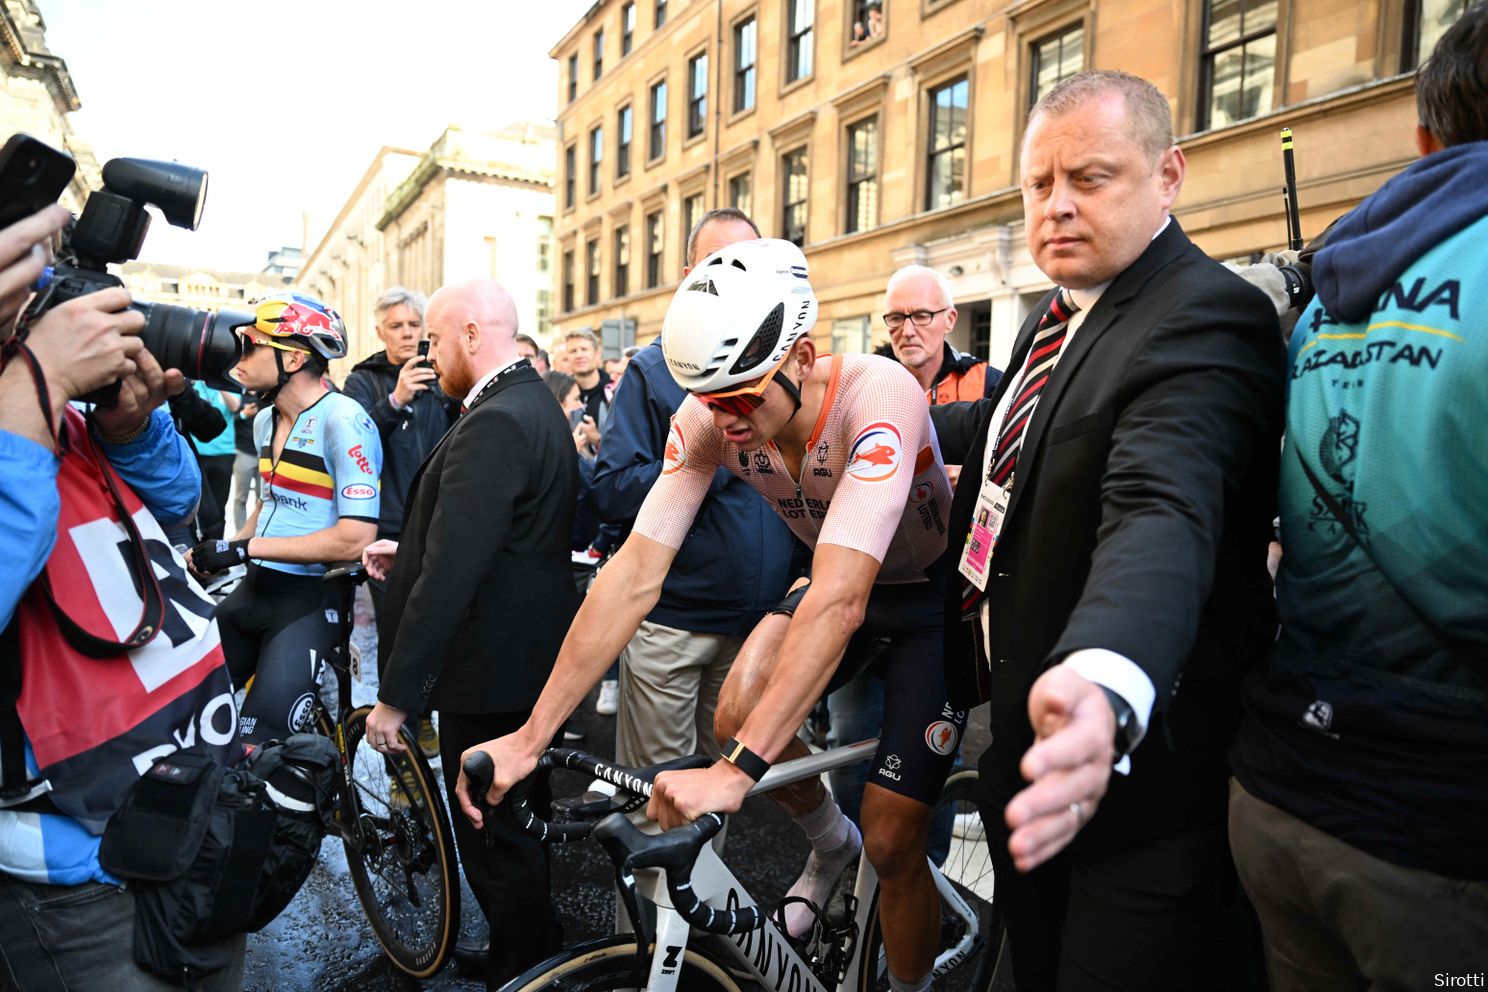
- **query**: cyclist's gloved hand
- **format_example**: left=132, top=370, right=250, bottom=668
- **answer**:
left=189, top=538, right=250, bottom=574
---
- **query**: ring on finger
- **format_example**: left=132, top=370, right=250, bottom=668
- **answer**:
left=1069, top=800, right=1083, bottom=822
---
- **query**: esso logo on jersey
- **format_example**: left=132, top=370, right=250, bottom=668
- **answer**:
left=846, top=422, right=902, bottom=483
left=662, top=420, right=687, bottom=475
left=924, top=721, right=959, bottom=756
left=341, top=483, right=376, bottom=500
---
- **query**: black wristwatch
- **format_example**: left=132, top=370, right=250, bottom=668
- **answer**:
left=721, top=737, right=770, bottom=782
left=1097, top=686, right=1140, bottom=762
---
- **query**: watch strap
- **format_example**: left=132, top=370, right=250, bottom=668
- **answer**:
left=721, top=737, right=770, bottom=782
left=1096, top=685, right=1139, bottom=761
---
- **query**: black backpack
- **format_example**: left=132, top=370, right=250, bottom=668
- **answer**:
left=99, top=734, right=340, bottom=983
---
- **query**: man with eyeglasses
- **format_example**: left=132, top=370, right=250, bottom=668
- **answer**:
left=186, top=292, right=383, bottom=748
left=460, top=239, right=961, bottom=992
left=882, top=265, right=999, bottom=411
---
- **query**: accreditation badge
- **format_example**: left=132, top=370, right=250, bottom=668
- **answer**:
left=956, top=476, right=1010, bottom=592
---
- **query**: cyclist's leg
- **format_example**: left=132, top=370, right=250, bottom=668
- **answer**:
left=213, top=565, right=269, bottom=691
left=824, top=670, right=885, bottom=826
left=857, top=581, right=963, bottom=989
left=235, top=570, right=337, bottom=746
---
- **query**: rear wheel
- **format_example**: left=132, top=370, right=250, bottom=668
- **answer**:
left=503, top=935, right=745, bottom=991
left=856, top=767, right=1005, bottom=992
left=339, top=705, right=460, bottom=978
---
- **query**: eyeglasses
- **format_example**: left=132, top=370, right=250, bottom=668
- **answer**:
left=695, top=354, right=791, bottom=418
left=236, top=331, right=309, bottom=358
left=882, top=307, right=950, bottom=330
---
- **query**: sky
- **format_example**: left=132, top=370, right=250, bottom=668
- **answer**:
left=41, top=0, right=590, bottom=272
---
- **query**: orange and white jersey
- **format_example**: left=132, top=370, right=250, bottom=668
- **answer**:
left=634, top=354, right=952, bottom=584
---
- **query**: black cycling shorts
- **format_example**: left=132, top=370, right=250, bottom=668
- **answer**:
left=215, top=564, right=338, bottom=746
left=770, top=575, right=966, bottom=807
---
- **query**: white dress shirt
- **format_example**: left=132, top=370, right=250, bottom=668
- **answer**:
left=462, top=356, right=524, bottom=410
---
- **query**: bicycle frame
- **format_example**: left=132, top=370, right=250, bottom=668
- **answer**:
left=609, top=740, right=983, bottom=991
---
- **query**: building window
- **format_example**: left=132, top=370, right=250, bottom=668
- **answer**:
left=781, top=148, right=808, bottom=247
left=926, top=76, right=968, bottom=211
left=564, top=144, right=576, bottom=208
left=586, top=239, right=600, bottom=306
left=787, top=0, right=814, bottom=83
left=1405, top=0, right=1470, bottom=69
left=1198, top=0, right=1277, bottom=131
left=622, top=2, right=636, bottom=56
left=655, top=0, right=667, bottom=28
left=649, top=79, right=668, bottom=160
left=536, top=289, right=552, bottom=337
left=1030, top=23, right=1084, bottom=107
left=614, top=226, right=631, bottom=298
left=567, top=53, right=578, bottom=102
left=593, top=28, right=605, bottom=81
left=537, top=216, right=553, bottom=273
left=617, top=105, right=633, bottom=179
left=846, top=117, right=878, bottom=234
left=729, top=172, right=752, bottom=217
left=562, top=249, right=575, bottom=311
left=683, top=192, right=705, bottom=246
left=646, top=210, right=664, bottom=288
left=687, top=52, right=708, bottom=139
left=589, top=125, right=604, bottom=196
left=734, top=17, right=757, bottom=114
left=849, top=0, right=885, bottom=49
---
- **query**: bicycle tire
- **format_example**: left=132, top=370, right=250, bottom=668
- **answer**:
left=502, top=934, right=746, bottom=991
left=856, top=767, right=1005, bottom=992
left=338, top=705, right=461, bottom=979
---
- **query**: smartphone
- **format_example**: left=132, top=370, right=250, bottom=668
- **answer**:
left=568, top=408, right=587, bottom=429
left=416, top=339, right=432, bottom=368
left=0, top=133, right=76, bottom=231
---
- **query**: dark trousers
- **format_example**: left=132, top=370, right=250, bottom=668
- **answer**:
left=979, top=755, right=1240, bottom=991
left=197, top=453, right=234, bottom=541
left=439, top=710, right=563, bottom=988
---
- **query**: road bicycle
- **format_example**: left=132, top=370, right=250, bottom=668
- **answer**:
left=309, top=562, right=462, bottom=977
left=468, top=741, right=1004, bottom=991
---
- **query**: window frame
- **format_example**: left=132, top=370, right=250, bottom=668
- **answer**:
left=567, top=53, right=579, bottom=103
left=647, top=75, right=669, bottom=164
left=563, top=142, right=577, bottom=211
left=561, top=246, right=576, bottom=312
left=784, top=0, right=816, bottom=88
left=621, top=2, right=636, bottom=57
left=1195, top=0, right=1280, bottom=132
left=733, top=13, right=758, bottom=118
left=924, top=74, right=970, bottom=212
left=585, top=238, right=601, bottom=307
left=588, top=123, right=604, bottom=198
left=645, top=209, right=665, bottom=289
left=728, top=170, right=753, bottom=217
left=593, top=27, right=605, bottom=81
left=843, top=114, right=880, bottom=235
left=613, top=224, right=631, bottom=299
left=1028, top=21, right=1085, bottom=109
left=686, top=49, right=709, bottom=142
left=843, top=0, right=888, bottom=60
left=655, top=0, right=667, bottom=29
left=780, top=146, right=810, bottom=247
left=1401, top=0, right=1471, bottom=70
left=616, top=103, right=633, bottom=181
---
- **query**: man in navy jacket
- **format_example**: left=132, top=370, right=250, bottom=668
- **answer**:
left=592, top=208, right=798, bottom=775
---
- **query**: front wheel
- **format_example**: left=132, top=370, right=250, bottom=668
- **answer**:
left=339, top=706, right=460, bottom=978
left=856, top=767, right=1005, bottom=992
left=501, top=934, right=745, bottom=991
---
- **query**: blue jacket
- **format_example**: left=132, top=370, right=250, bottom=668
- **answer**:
left=1233, top=141, right=1488, bottom=878
left=592, top=340, right=799, bottom=636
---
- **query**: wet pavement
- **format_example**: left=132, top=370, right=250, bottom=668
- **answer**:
left=243, top=585, right=1008, bottom=991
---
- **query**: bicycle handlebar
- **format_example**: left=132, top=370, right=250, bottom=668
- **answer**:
left=461, top=747, right=764, bottom=934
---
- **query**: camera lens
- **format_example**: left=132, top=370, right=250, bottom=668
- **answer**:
left=133, top=301, right=251, bottom=391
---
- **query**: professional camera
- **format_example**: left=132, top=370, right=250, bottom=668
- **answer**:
left=20, top=154, right=252, bottom=404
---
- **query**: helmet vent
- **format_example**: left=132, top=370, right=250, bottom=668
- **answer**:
left=729, top=302, right=784, bottom=375
left=685, top=277, right=719, bottom=296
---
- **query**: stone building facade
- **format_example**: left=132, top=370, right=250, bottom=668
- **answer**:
left=549, top=0, right=1470, bottom=369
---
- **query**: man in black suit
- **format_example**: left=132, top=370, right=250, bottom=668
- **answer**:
left=932, top=70, right=1284, bottom=989
left=361, top=278, right=578, bottom=986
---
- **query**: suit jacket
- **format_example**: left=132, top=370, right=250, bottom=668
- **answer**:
left=378, top=363, right=579, bottom=716
left=933, top=220, right=1285, bottom=846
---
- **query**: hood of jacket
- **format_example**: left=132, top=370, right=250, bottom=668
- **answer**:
left=1314, top=141, right=1488, bottom=323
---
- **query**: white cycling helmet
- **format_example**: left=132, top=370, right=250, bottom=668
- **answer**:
left=661, top=238, right=818, bottom=394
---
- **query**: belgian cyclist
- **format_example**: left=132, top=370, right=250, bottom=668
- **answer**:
left=459, top=239, right=960, bottom=992
left=187, top=293, right=382, bottom=747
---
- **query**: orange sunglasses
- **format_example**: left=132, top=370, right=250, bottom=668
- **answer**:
left=695, top=353, right=792, bottom=418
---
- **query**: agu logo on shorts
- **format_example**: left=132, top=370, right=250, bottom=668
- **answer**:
left=924, top=720, right=959, bottom=756
left=662, top=419, right=687, bottom=475
left=846, top=422, right=902, bottom=482
left=341, top=483, right=376, bottom=500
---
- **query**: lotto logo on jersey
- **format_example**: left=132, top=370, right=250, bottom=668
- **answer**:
left=348, top=444, right=373, bottom=475
left=924, top=721, right=959, bottom=756
left=662, top=420, right=687, bottom=475
left=846, top=422, right=902, bottom=482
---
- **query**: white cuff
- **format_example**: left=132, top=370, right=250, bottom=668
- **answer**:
left=1061, top=648, right=1156, bottom=777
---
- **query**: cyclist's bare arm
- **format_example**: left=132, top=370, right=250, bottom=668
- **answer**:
left=455, top=531, right=677, bottom=826
left=238, top=517, right=376, bottom=565
left=737, top=543, right=880, bottom=761
left=230, top=501, right=262, bottom=543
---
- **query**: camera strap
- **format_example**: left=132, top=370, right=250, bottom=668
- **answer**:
left=0, top=335, right=59, bottom=448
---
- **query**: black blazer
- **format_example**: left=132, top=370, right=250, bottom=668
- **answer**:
left=378, top=363, right=579, bottom=716
left=933, top=221, right=1285, bottom=844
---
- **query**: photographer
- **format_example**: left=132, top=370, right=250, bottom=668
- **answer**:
left=0, top=204, right=246, bottom=989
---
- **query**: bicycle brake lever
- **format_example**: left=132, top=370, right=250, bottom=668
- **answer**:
left=461, top=752, right=499, bottom=848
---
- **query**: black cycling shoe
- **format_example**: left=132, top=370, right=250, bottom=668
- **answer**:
left=453, top=935, right=489, bottom=975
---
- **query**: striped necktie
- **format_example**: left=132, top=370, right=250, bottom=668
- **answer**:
left=960, top=288, right=1080, bottom=617
left=987, top=288, right=1080, bottom=488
